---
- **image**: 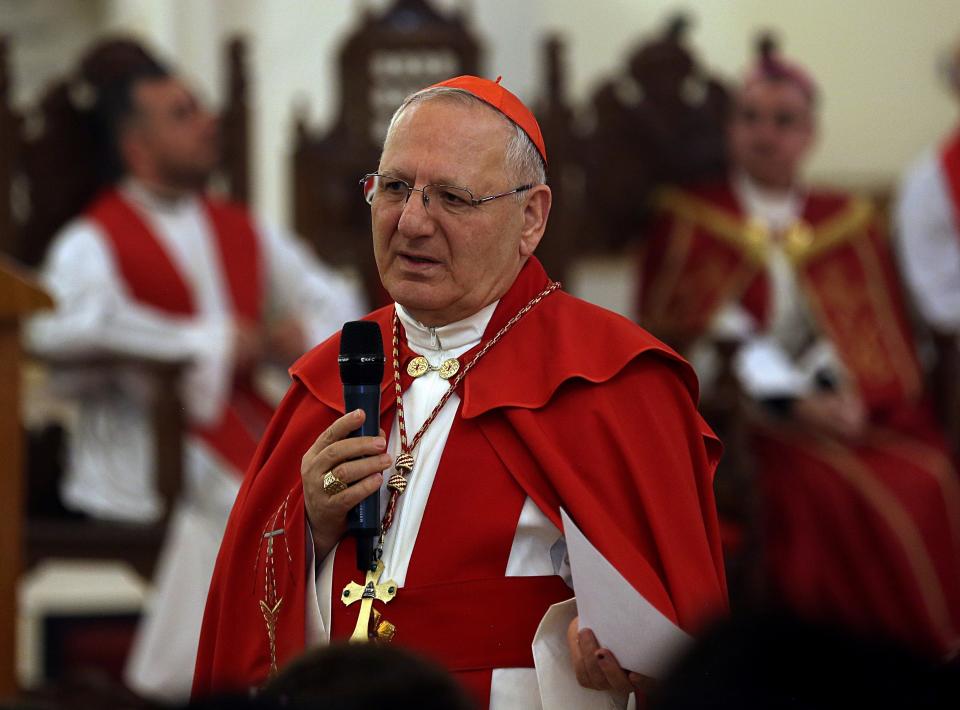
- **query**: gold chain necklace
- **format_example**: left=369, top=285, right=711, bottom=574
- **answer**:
left=378, top=280, right=561, bottom=551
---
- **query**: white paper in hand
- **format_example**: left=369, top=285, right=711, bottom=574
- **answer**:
left=560, top=508, right=693, bottom=678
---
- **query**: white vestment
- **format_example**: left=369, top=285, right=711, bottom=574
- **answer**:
left=304, top=303, right=631, bottom=710
left=895, top=147, right=960, bottom=334
left=25, top=180, right=365, bottom=701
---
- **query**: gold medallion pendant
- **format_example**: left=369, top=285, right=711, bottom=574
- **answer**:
left=406, top=356, right=429, bottom=378
left=438, top=358, right=460, bottom=379
left=406, top=355, right=460, bottom=380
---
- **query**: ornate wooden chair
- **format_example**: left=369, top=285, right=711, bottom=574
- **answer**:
left=528, top=35, right=580, bottom=286
left=576, top=16, right=730, bottom=254
left=291, top=0, right=481, bottom=306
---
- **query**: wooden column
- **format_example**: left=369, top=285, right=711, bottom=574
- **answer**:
left=0, top=257, right=52, bottom=698
left=221, top=36, right=250, bottom=205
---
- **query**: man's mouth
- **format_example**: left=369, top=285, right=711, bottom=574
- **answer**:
left=398, top=252, right=441, bottom=266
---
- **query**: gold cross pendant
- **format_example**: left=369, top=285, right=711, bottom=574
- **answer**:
left=341, top=559, right=398, bottom=642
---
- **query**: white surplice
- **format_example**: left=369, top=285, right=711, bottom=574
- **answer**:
left=896, top=148, right=960, bottom=334
left=303, top=302, right=628, bottom=710
left=25, top=180, right=365, bottom=701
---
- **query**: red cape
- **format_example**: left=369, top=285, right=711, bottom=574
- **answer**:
left=194, top=257, right=728, bottom=696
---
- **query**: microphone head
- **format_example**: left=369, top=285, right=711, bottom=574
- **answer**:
left=339, top=321, right=385, bottom=385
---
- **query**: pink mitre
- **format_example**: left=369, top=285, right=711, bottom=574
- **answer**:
left=742, top=34, right=818, bottom=104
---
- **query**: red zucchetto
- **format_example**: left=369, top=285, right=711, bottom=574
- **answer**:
left=428, top=75, right=547, bottom=166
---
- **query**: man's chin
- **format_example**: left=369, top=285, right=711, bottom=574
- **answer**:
left=384, top=282, right=449, bottom=316
left=745, top=166, right=795, bottom=189
left=164, top=163, right=217, bottom=192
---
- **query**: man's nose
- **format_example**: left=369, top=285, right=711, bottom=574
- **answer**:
left=755, top=117, right=783, bottom=141
left=397, top=187, right=435, bottom=237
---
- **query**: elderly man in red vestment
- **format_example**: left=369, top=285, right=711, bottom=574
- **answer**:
left=194, top=76, right=728, bottom=708
left=638, top=39, right=960, bottom=658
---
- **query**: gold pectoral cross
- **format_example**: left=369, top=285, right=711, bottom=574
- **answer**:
left=341, top=559, right=397, bottom=643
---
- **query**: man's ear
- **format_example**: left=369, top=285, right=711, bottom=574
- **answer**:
left=519, top=184, right=552, bottom=258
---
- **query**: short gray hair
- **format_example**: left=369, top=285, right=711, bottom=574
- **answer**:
left=383, top=86, right=547, bottom=192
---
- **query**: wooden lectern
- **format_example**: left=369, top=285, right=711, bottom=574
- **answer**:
left=0, top=257, right=52, bottom=697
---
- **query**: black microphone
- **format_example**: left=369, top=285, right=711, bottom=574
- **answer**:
left=338, top=321, right=385, bottom=572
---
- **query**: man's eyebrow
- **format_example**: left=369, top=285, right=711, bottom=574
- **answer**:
left=431, top=176, right=471, bottom=189
left=377, top=168, right=409, bottom=180
left=378, top=169, right=470, bottom=189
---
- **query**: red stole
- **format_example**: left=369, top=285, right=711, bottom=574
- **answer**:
left=639, top=182, right=924, bottom=410
left=791, top=212, right=924, bottom=410
left=939, top=128, right=960, bottom=240
left=86, top=189, right=273, bottom=475
left=638, top=183, right=769, bottom=344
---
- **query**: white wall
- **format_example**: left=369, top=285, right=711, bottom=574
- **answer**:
left=537, top=0, right=960, bottom=189
left=1, top=0, right=103, bottom=106
left=7, top=0, right=959, bottom=226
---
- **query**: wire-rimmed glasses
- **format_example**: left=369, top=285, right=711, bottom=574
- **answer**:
left=359, top=173, right=532, bottom=216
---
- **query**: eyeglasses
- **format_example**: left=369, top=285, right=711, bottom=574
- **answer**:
left=359, top=173, right=532, bottom=216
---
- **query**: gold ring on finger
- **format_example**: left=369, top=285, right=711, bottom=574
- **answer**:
left=322, top=470, right=348, bottom=496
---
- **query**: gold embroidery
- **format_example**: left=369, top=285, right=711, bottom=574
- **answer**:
left=799, top=258, right=896, bottom=392
left=851, top=234, right=923, bottom=399
left=259, top=598, right=283, bottom=676
left=783, top=221, right=815, bottom=261
left=642, top=201, right=763, bottom=343
left=787, top=198, right=875, bottom=265
left=655, top=188, right=768, bottom=263
left=257, top=495, right=291, bottom=677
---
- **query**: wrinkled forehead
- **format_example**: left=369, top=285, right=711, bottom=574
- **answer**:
left=380, top=98, right=513, bottom=178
